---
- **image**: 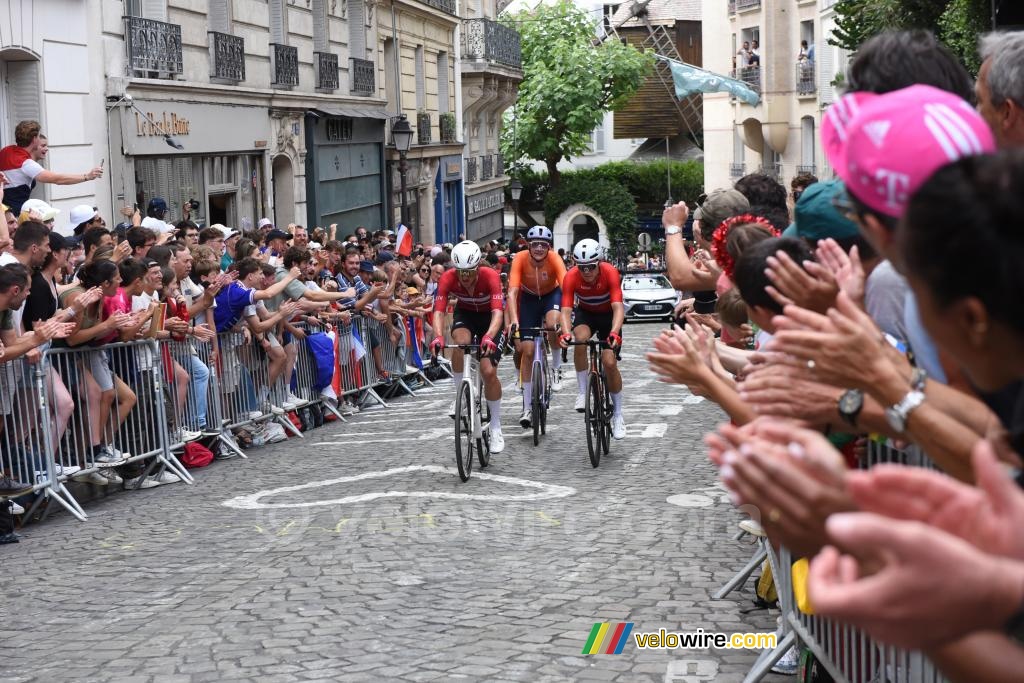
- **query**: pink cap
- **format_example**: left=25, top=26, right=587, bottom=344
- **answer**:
left=822, top=84, right=995, bottom=217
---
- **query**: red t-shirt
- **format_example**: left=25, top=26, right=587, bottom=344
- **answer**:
left=433, top=267, right=504, bottom=313
left=561, top=262, right=623, bottom=313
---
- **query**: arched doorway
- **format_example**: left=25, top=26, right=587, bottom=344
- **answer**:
left=552, top=203, right=609, bottom=253
left=272, top=154, right=295, bottom=227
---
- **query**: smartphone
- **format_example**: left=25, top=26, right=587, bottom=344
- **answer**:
left=100, top=159, right=105, bottom=168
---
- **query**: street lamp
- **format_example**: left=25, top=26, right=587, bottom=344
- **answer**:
left=391, top=114, right=414, bottom=226
left=508, top=177, right=523, bottom=245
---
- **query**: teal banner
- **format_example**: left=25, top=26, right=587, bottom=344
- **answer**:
left=662, top=57, right=761, bottom=107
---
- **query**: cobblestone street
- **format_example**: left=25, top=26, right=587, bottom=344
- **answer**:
left=2, top=322, right=784, bottom=683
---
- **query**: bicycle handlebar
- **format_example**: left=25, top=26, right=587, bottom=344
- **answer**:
left=565, top=339, right=612, bottom=349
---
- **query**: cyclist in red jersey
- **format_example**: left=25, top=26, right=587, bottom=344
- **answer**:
left=558, top=238, right=627, bottom=439
left=506, top=225, right=566, bottom=429
left=429, top=241, right=505, bottom=453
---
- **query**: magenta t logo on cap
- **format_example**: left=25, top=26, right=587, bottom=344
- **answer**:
left=822, top=84, right=995, bottom=218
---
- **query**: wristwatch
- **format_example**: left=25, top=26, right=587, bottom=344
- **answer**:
left=884, top=390, right=925, bottom=434
left=665, top=225, right=683, bottom=236
left=910, top=367, right=927, bottom=391
left=837, top=389, right=863, bottom=428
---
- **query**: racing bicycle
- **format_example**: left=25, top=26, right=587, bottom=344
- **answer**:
left=517, top=325, right=558, bottom=447
left=567, top=337, right=612, bottom=467
left=433, top=342, right=490, bottom=481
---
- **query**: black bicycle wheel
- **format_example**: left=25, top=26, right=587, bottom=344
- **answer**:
left=531, top=360, right=542, bottom=447
left=601, top=378, right=612, bottom=455
left=585, top=372, right=602, bottom=468
left=454, top=381, right=474, bottom=481
left=477, top=393, right=491, bottom=468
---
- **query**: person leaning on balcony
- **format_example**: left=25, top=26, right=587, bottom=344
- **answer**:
left=0, top=120, right=103, bottom=215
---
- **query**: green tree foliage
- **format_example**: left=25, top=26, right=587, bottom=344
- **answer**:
left=543, top=176, right=638, bottom=242
left=830, top=0, right=990, bottom=76
left=500, top=0, right=653, bottom=187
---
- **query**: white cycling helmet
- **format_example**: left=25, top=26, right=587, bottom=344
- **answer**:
left=526, top=225, right=553, bottom=243
left=573, top=238, right=602, bottom=265
left=451, top=240, right=482, bottom=270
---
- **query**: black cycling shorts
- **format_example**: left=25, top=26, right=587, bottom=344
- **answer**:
left=451, top=309, right=502, bottom=363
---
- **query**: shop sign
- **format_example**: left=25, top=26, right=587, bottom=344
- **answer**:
left=467, top=188, right=504, bottom=218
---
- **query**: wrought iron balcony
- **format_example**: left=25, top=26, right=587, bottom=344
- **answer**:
left=209, top=32, right=244, bottom=82
left=462, top=19, right=522, bottom=69
left=760, top=162, right=782, bottom=181
left=124, top=16, right=182, bottom=78
left=481, top=154, right=493, bottom=180
left=796, top=62, right=816, bottom=96
left=417, top=0, right=456, bottom=16
left=466, top=156, right=478, bottom=183
left=796, top=164, right=817, bottom=176
left=271, top=43, right=298, bottom=87
left=417, top=112, right=432, bottom=144
left=736, top=0, right=761, bottom=10
left=350, top=58, right=375, bottom=95
left=730, top=66, right=761, bottom=94
left=495, top=153, right=504, bottom=177
left=316, top=52, right=339, bottom=90
left=730, top=162, right=745, bottom=179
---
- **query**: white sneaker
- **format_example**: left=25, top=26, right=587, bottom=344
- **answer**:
left=738, top=519, right=766, bottom=537
left=72, top=471, right=109, bottom=486
left=127, top=475, right=161, bottom=489
left=489, top=429, right=505, bottom=454
left=99, top=469, right=123, bottom=485
left=448, top=400, right=457, bottom=419
left=245, top=410, right=264, bottom=421
left=152, top=470, right=181, bottom=485
left=181, top=430, right=203, bottom=442
left=280, top=397, right=300, bottom=410
left=107, top=445, right=130, bottom=461
left=552, top=370, right=563, bottom=391
left=612, top=414, right=626, bottom=440
left=519, top=409, right=532, bottom=429
left=574, top=393, right=586, bottom=413
left=286, top=392, right=303, bottom=407
left=53, top=464, right=81, bottom=477
left=9, top=501, right=24, bottom=514
left=771, top=646, right=800, bottom=675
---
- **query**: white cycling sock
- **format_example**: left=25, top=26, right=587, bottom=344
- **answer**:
left=522, top=382, right=533, bottom=411
left=452, top=372, right=463, bottom=389
left=611, top=391, right=623, bottom=417
left=487, top=399, right=502, bottom=429
left=552, top=352, right=562, bottom=372
left=576, top=370, right=588, bottom=394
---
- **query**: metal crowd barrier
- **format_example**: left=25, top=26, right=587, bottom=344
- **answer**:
left=7, top=340, right=194, bottom=523
left=290, top=321, right=344, bottom=423
left=743, top=439, right=946, bottom=683
left=215, top=330, right=302, bottom=440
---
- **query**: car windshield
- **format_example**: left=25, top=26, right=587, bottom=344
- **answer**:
left=623, top=275, right=672, bottom=290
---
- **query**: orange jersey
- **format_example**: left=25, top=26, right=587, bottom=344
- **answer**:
left=508, top=249, right=565, bottom=297
left=561, top=262, right=623, bottom=313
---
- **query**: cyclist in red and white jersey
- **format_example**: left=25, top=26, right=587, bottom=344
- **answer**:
left=429, top=241, right=505, bottom=453
left=558, top=238, right=627, bottom=439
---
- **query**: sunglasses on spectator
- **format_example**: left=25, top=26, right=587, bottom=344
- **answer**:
left=578, top=264, right=598, bottom=273
left=419, top=268, right=429, bottom=273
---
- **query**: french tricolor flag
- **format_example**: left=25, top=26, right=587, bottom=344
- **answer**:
left=395, top=223, right=413, bottom=257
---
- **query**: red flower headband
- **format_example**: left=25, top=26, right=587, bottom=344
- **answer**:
left=711, top=214, right=779, bottom=280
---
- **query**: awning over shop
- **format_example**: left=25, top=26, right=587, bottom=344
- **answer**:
left=309, top=106, right=390, bottom=119
left=660, top=56, right=761, bottom=107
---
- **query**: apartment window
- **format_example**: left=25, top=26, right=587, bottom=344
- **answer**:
left=437, top=52, right=450, bottom=114
left=587, top=120, right=605, bottom=154
left=349, top=0, right=366, bottom=59
left=270, top=0, right=288, bottom=45
left=415, top=45, right=425, bottom=111
left=125, top=0, right=167, bottom=21
left=0, top=60, right=41, bottom=149
left=733, top=127, right=744, bottom=164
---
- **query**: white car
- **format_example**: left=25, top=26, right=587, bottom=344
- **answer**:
left=621, top=273, right=681, bottom=321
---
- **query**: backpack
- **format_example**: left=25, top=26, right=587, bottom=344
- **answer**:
left=181, top=442, right=214, bottom=468
left=754, top=560, right=778, bottom=608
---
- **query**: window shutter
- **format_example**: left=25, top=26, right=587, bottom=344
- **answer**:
left=270, top=0, right=287, bottom=44
left=312, top=0, right=328, bottom=52
left=437, top=52, right=449, bottom=114
left=6, top=61, right=41, bottom=126
left=594, top=121, right=605, bottom=154
left=209, top=0, right=231, bottom=34
left=415, top=45, right=425, bottom=111
left=348, top=0, right=366, bottom=59
left=818, top=39, right=834, bottom=104
left=141, top=0, right=168, bottom=22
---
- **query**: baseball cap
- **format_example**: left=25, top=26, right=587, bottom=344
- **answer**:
left=48, top=231, right=75, bottom=251
left=375, top=251, right=395, bottom=264
left=822, top=84, right=995, bottom=218
left=792, top=180, right=859, bottom=242
left=406, top=286, right=420, bottom=296
left=223, top=228, right=241, bottom=240
left=695, top=189, right=749, bottom=232
left=264, top=228, right=292, bottom=243
left=66, top=204, right=98, bottom=234
left=359, top=260, right=375, bottom=272
left=258, top=217, right=273, bottom=229
left=21, top=198, right=59, bottom=222
left=429, top=245, right=444, bottom=258
left=147, top=197, right=168, bottom=214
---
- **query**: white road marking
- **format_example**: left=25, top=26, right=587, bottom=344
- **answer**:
left=221, top=465, right=577, bottom=509
left=665, top=493, right=715, bottom=508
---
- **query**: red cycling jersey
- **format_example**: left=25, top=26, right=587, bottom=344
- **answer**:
left=433, top=266, right=504, bottom=313
left=561, top=262, right=623, bottom=313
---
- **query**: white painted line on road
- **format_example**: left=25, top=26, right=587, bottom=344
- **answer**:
left=666, top=493, right=715, bottom=508
left=221, top=465, right=577, bottom=509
